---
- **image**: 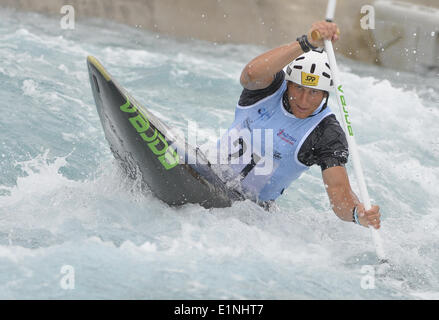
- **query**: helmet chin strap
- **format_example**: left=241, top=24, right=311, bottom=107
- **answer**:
left=321, top=92, right=329, bottom=110
left=311, top=94, right=328, bottom=116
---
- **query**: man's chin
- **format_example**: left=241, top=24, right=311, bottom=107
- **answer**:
left=293, top=107, right=310, bottom=118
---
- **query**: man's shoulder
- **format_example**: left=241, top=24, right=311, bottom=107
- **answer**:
left=238, top=71, right=285, bottom=107
left=314, top=112, right=345, bottom=138
left=298, top=112, right=349, bottom=170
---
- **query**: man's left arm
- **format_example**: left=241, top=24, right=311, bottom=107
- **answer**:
left=322, top=166, right=381, bottom=229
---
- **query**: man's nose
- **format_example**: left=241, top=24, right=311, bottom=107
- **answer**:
left=297, top=91, right=308, bottom=105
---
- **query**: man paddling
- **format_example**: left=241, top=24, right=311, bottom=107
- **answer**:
left=218, top=21, right=381, bottom=229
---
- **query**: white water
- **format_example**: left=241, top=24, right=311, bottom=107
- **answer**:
left=0, top=8, right=438, bottom=299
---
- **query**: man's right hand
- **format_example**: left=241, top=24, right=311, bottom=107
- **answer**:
left=307, top=21, right=340, bottom=48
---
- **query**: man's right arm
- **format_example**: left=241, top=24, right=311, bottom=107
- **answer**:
left=240, top=41, right=304, bottom=90
left=240, top=21, right=340, bottom=91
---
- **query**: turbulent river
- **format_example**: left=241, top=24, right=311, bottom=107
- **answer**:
left=0, top=8, right=438, bottom=299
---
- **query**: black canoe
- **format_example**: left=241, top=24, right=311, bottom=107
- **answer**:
left=87, top=56, right=243, bottom=208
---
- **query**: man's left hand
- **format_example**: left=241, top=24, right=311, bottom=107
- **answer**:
left=357, top=203, right=381, bottom=229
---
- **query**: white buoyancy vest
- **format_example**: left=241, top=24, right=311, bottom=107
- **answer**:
left=216, top=80, right=333, bottom=201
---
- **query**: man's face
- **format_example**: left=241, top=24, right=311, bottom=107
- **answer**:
left=287, top=82, right=326, bottom=119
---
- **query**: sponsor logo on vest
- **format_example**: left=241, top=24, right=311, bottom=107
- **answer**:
left=256, top=107, right=271, bottom=121
left=337, top=85, right=354, bottom=136
left=277, top=129, right=297, bottom=146
left=120, top=97, right=179, bottom=170
left=273, top=150, right=282, bottom=160
left=301, top=72, right=320, bottom=86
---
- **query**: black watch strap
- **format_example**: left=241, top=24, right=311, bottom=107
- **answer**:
left=296, top=35, right=310, bottom=52
left=296, top=34, right=317, bottom=53
left=304, top=34, right=318, bottom=50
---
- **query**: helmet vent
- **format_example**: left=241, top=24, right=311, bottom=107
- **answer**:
left=295, top=56, right=305, bottom=61
left=325, top=63, right=331, bottom=69
left=293, top=65, right=302, bottom=69
left=322, top=72, right=331, bottom=78
left=310, top=63, right=316, bottom=73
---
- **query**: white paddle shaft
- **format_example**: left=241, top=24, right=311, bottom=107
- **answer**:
left=323, top=0, right=387, bottom=261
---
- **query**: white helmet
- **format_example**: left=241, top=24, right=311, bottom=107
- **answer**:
left=284, top=49, right=333, bottom=92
